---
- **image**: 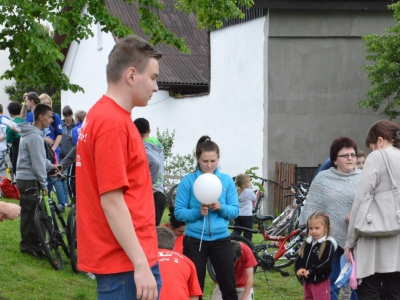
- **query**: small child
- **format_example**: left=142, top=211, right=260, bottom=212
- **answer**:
left=212, top=240, right=257, bottom=300
left=295, top=211, right=337, bottom=300
left=356, top=148, right=367, bottom=170
left=231, top=174, right=256, bottom=241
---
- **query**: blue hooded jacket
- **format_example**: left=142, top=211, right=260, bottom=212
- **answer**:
left=174, top=168, right=239, bottom=241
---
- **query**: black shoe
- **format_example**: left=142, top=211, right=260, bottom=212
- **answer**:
left=34, top=250, right=46, bottom=258
left=57, top=204, right=65, bottom=213
left=21, top=248, right=45, bottom=259
left=66, top=203, right=73, bottom=208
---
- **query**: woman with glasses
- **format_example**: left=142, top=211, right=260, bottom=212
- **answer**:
left=299, top=137, right=360, bottom=300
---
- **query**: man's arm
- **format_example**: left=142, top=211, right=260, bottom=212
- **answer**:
left=52, top=114, right=63, bottom=150
left=52, top=134, right=62, bottom=151
left=101, top=188, right=158, bottom=300
left=61, top=146, right=76, bottom=169
left=0, top=201, right=20, bottom=220
left=240, top=267, right=254, bottom=300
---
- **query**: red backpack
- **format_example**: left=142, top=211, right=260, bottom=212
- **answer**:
left=0, top=177, right=20, bottom=200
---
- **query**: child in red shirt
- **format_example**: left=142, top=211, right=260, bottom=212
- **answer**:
left=212, top=241, right=257, bottom=300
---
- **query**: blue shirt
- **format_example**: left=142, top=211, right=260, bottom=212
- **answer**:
left=72, top=122, right=83, bottom=145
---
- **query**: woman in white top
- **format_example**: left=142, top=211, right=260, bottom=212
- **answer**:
left=345, top=119, right=400, bottom=299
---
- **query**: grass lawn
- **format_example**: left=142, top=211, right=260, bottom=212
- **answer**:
left=0, top=199, right=303, bottom=299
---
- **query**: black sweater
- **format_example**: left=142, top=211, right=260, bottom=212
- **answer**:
left=295, top=236, right=337, bottom=284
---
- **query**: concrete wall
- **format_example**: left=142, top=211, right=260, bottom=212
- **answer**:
left=264, top=9, right=396, bottom=213
left=62, top=18, right=266, bottom=178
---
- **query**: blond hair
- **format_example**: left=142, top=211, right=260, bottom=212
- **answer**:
left=39, top=93, right=53, bottom=107
left=299, top=211, right=332, bottom=260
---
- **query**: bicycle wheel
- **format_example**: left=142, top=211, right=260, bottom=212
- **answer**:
left=167, top=184, right=178, bottom=207
left=207, top=236, right=256, bottom=283
left=288, top=205, right=302, bottom=234
left=67, top=205, right=80, bottom=273
left=34, top=206, right=64, bottom=270
left=50, top=205, right=70, bottom=258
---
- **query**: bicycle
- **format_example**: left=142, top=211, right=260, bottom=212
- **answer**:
left=263, top=181, right=309, bottom=236
left=32, top=186, right=70, bottom=270
left=207, top=214, right=307, bottom=281
left=167, top=183, right=178, bottom=208
left=60, top=173, right=79, bottom=273
left=252, top=176, right=282, bottom=216
left=67, top=204, right=79, bottom=273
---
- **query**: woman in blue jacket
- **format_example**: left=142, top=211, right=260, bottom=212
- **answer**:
left=175, top=135, right=239, bottom=300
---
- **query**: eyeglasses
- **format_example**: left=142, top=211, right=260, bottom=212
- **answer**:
left=337, top=153, right=356, bottom=159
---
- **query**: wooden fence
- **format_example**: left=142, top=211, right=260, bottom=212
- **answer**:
left=273, top=162, right=296, bottom=214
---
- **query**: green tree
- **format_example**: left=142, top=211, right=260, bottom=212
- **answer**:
left=4, top=81, right=61, bottom=114
left=361, top=2, right=400, bottom=120
left=156, top=128, right=196, bottom=181
left=0, top=0, right=254, bottom=94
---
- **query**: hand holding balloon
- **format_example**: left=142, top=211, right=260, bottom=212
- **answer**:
left=193, top=173, right=223, bottom=214
left=200, top=204, right=209, bottom=216
left=209, top=201, right=220, bottom=211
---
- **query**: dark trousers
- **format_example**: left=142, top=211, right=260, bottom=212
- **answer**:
left=17, top=179, right=42, bottom=252
left=357, top=272, right=400, bottom=300
left=231, top=215, right=254, bottom=241
left=154, top=191, right=166, bottom=226
left=11, top=139, right=20, bottom=175
left=183, top=235, right=237, bottom=300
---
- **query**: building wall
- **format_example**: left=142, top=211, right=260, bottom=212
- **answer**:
left=264, top=9, right=396, bottom=213
left=62, top=18, right=266, bottom=178
left=0, top=48, right=13, bottom=117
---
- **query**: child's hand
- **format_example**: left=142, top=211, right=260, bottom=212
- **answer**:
left=304, top=270, right=310, bottom=278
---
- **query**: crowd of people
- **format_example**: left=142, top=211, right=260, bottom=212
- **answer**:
left=2, top=33, right=400, bottom=300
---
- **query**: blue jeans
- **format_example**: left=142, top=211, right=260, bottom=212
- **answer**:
left=330, top=247, right=358, bottom=300
left=61, top=166, right=71, bottom=205
left=47, top=175, right=67, bottom=206
left=95, top=263, right=162, bottom=300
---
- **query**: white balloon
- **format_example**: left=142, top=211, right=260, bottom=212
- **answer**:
left=193, top=173, right=223, bottom=205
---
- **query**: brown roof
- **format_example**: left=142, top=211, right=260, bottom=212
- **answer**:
left=106, top=0, right=210, bottom=93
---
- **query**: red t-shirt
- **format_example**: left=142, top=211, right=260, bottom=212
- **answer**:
left=158, top=249, right=202, bottom=300
left=234, top=243, right=258, bottom=287
left=162, top=223, right=184, bottom=254
left=76, top=95, right=158, bottom=273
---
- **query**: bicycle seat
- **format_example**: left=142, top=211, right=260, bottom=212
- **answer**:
left=25, top=187, right=38, bottom=194
left=254, top=214, right=275, bottom=221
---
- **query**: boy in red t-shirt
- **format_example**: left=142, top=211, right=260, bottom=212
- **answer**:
left=76, top=36, right=163, bottom=300
left=212, top=241, right=257, bottom=300
left=156, top=227, right=202, bottom=300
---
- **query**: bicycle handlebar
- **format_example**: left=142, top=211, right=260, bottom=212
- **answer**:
left=251, top=176, right=283, bottom=186
left=283, top=194, right=295, bottom=198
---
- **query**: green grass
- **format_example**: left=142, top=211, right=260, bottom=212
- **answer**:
left=0, top=200, right=302, bottom=300
left=0, top=198, right=97, bottom=300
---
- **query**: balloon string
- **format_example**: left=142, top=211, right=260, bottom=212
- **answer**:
left=199, top=216, right=206, bottom=251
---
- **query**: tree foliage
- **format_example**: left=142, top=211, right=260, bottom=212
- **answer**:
left=0, top=0, right=253, bottom=94
left=156, top=128, right=196, bottom=180
left=361, top=2, right=400, bottom=120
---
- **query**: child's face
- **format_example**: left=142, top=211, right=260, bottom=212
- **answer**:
left=308, top=218, right=327, bottom=241
left=356, top=156, right=365, bottom=170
